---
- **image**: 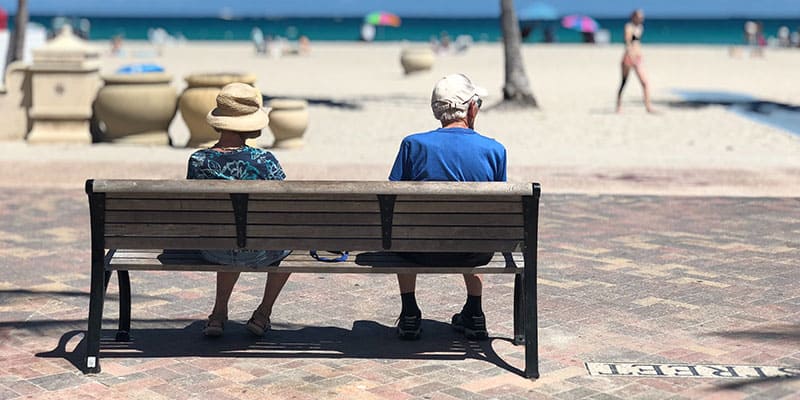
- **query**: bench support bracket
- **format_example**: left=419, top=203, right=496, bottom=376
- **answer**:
left=377, top=195, right=396, bottom=250
left=230, top=194, right=249, bottom=249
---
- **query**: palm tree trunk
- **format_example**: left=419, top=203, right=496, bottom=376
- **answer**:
left=500, top=0, right=537, bottom=107
left=6, top=0, right=28, bottom=65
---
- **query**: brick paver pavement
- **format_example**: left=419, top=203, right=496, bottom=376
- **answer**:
left=1, top=188, right=798, bottom=399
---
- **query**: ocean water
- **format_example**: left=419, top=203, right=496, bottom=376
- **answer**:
left=23, top=16, right=800, bottom=45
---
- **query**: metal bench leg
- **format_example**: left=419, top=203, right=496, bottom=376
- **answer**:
left=116, top=270, right=131, bottom=342
left=522, top=192, right=540, bottom=379
left=513, top=274, right=525, bottom=345
left=523, top=263, right=539, bottom=379
left=86, top=189, right=106, bottom=374
left=85, top=260, right=105, bottom=374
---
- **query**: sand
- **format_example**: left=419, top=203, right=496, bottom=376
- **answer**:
left=3, top=41, right=799, bottom=196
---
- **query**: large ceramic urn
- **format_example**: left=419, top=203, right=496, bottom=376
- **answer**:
left=400, top=47, right=435, bottom=74
left=178, top=72, right=257, bottom=148
left=267, top=99, right=308, bottom=149
left=93, top=72, right=177, bottom=145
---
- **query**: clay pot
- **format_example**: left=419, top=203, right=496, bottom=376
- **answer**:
left=178, top=72, right=257, bottom=148
left=267, top=99, right=308, bottom=149
left=400, top=48, right=435, bottom=74
left=93, top=72, right=177, bottom=145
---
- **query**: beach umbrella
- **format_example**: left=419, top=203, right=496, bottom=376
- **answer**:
left=560, top=14, right=599, bottom=33
left=518, top=2, right=558, bottom=21
left=364, top=11, right=401, bottom=27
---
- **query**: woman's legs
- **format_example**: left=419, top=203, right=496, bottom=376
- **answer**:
left=210, top=271, right=240, bottom=319
left=616, top=62, right=631, bottom=113
left=251, top=272, right=291, bottom=322
left=633, top=65, right=654, bottom=112
left=204, top=271, right=240, bottom=335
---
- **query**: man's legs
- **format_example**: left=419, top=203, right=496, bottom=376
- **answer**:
left=396, top=273, right=422, bottom=340
left=452, top=274, right=488, bottom=340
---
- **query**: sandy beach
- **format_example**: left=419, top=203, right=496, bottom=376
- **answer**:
left=3, top=41, right=799, bottom=195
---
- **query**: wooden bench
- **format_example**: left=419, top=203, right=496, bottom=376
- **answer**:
left=84, top=179, right=541, bottom=377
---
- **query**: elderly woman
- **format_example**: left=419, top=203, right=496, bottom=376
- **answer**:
left=616, top=9, right=654, bottom=113
left=186, top=82, right=290, bottom=337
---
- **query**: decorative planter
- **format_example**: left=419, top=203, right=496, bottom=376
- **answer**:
left=178, top=72, right=258, bottom=148
left=400, top=48, right=435, bottom=74
left=267, top=99, right=308, bottom=149
left=93, top=72, right=177, bottom=145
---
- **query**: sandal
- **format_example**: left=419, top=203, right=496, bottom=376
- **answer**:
left=203, top=314, right=227, bottom=337
left=245, top=311, right=271, bottom=337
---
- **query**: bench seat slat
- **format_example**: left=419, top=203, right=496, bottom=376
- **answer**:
left=107, top=199, right=385, bottom=213
left=110, top=250, right=524, bottom=263
left=107, top=199, right=232, bottom=211
left=106, top=199, right=522, bottom=214
left=104, top=237, right=523, bottom=252
left=93, top=180, right=535, bottom=196
left=106, top=250, right=523, bottom=274
left=393, top=213, right=522, bottom=226
left=104, top=224, right=521, bottom=240
left=105, top=192, right=524, bottom=203
left=104, top=237, right=387, bottom=251
left=106, top=193, right=376, bottom=201
left=393, top=202, right=521, bottom=213
left=108, top=264, right=520, bottom=274
left=105, top=211, right=382, bottom=225
left=106, top=211, right=235, bottom=224
left=106, top=211, right=523, bottom=226
left=105, top=224, right=384, bottom=238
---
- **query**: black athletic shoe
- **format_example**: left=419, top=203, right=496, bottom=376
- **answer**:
left=396, top=313, right=421, bottom=340
left=451, top=312, right=488, bottom=340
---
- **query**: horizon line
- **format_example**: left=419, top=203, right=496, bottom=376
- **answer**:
left=19, top=12, right=800, bottom=19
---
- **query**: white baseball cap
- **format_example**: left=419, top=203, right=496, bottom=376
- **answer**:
left=430, top=73, right=488, bottom=117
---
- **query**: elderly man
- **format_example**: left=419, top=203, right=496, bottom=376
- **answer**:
left=389, top=73, right=507, bottom=341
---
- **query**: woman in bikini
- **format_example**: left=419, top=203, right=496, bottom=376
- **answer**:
left=616, top=9, right=654, bottom=113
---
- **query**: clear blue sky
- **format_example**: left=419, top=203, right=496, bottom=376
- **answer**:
left=0, top=0, right=797, bottom=18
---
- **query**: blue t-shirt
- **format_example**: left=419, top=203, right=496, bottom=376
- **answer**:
left=389, top=127, right=507, bottom=182
left=187, top=146, right=286, bottom=181
left=186, top=146, right=288, bottom=266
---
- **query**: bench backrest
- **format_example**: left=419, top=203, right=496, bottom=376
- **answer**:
left=87, top=180, right=540, bottom=253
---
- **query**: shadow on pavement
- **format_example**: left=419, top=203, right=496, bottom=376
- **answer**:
left=37, top=319, right=525, bottom=376
left=0, top=289, right=162, bottom=302
left=706, top=324, right=800, bottom=341
left=706, top=324, right=800, bottom=389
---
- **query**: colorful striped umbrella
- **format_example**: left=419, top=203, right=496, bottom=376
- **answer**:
left=560, top=14, right=599, bottom=33
left=364, top=11, right=401, bottom=27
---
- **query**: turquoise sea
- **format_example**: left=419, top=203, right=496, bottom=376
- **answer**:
left=23, top=16, right=800, bottom=45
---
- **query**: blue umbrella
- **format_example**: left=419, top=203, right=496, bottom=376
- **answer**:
left=518, top=2, right=559, bottom=21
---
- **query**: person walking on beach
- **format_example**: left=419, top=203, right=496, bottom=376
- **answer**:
left=186, top=83, right=292, bottom=338
left=389, top=73, right=507, bottom=341
left=616, top=9, right=654, bottom=113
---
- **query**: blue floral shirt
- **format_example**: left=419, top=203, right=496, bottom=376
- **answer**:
left=186, top=146, right=286, bottom=181
left=186, top=146, right=288, bottom=266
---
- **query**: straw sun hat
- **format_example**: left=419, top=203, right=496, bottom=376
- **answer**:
left=206, top=82, right=268, bottom=132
